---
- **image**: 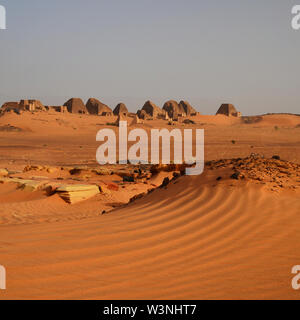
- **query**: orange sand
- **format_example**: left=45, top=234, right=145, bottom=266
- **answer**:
left=0, top=110, right=300, bottom=299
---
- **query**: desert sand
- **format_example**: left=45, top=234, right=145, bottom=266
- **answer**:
left=0, top=108, right=300, bottom=299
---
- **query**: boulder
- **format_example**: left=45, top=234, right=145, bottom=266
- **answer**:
left=86, top=98, right=112, bottom=115
left=113, top=103, right=128, bottom=116
left=56, top=184, right=100, bottom=204
left=0, top=177, right=48, bottom=192
left=64, top=98, right=88, bottom=114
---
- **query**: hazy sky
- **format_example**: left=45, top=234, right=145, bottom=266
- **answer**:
left=0, top=0, right=299, bottom=115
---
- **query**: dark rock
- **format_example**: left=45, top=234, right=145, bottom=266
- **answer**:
left=123, top=176, right=135, bottom=183
left=272, top=155, right=281, bottom=160
left=231, top=172, right=240, bottom=180
left=160, top=177, right=170, bottom=188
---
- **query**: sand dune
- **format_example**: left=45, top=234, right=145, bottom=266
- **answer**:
left=1, top=167, right=300, bottom=300
left=0, top=110, right=300, bottom=299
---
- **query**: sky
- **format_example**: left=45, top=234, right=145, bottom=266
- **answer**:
left=0, top=0, right=299, bottom=115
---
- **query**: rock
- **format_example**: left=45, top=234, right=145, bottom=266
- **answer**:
left=92, top=168, right=111, bottom=176
left=123, top=176, right=135, bottom=183
left=99, top=185, right=111, bottom=195
left=160, top=177, right=170, bottom=188
left=113, top=103, right=128, bottom=116
left=0, top=168, right=8, bottom=176
left=56, top=184, right=100, bottom=204
left=21, top=180, right=48, bottom=192
left=183, top=119, right=195, bottom=125
left=69, top=168, right=83, bottom=175
left=0, top=177, right=48, bottom=191
left=272, top=155, right=281, bottom=160
left=231, top=172, right=241, bottom=180
left=86, top=98, right=112, bottom=115
left=64, top=98, right=88, bottom=114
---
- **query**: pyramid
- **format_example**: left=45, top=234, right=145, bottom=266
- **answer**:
left=64, top=98, right=88, bottom=114
left=179, top=101, right=198, bottom=116
left=141, top=101, right=164, bottom=119
left=86, top=98, right=112, bottom=115
left=163, top=100, right=186, bottom=119
left=113, top=103, right=128, bottom=116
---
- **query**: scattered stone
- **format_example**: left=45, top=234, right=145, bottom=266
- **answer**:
left=183, top=119, right=195, bottom=125
left=272, top=155, right=281, bottom=160
left=123, top=176, right=135, bottom=183
left=231, top=172, right=240, bottom=180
